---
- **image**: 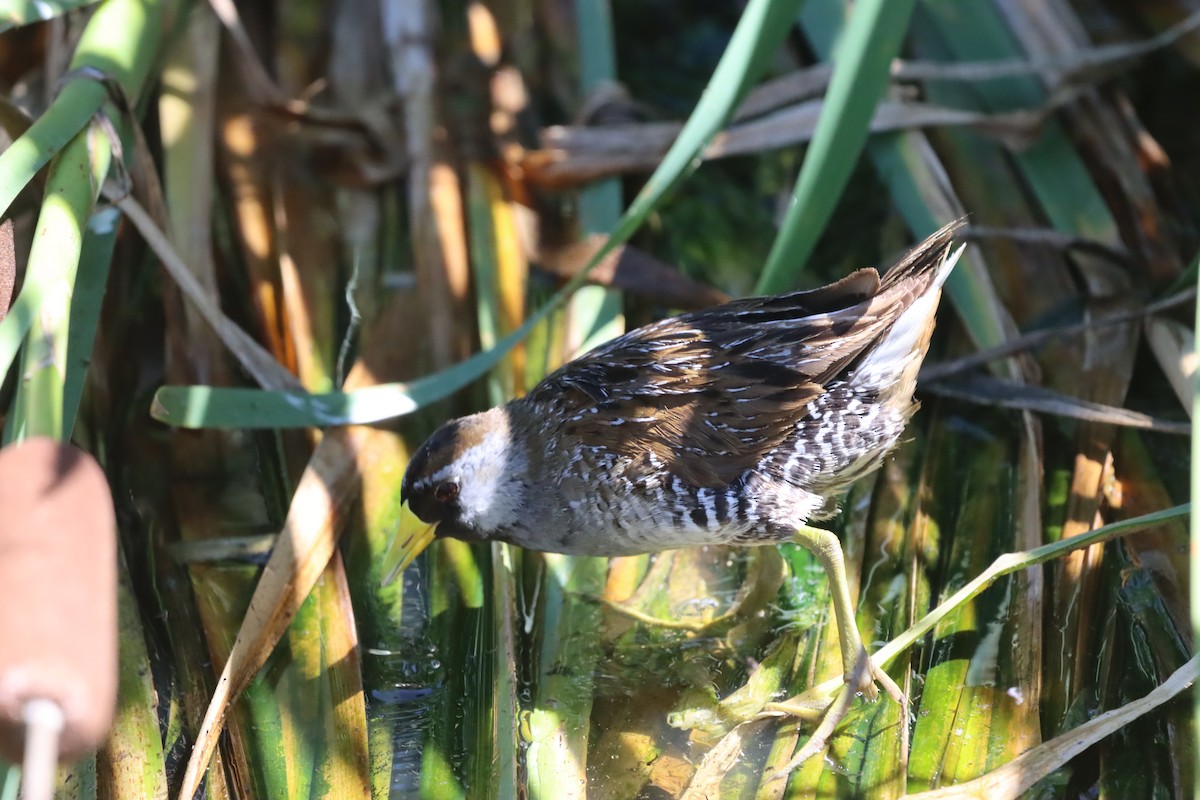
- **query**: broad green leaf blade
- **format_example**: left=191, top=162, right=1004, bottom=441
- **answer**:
left=906, top=410, right=1035, bottom=790
left=63, top=210, right=119, bottom=435
left=755, top=0, right=919, bottom=294
left=0, top=78, right=105, bottom=221
left=100, top=558, right=168, bottom=798
left=2, top=0, right=168, bottom=440
left=4, top=123, right=110, bottom=443
left=526, top=555, right=608, bottom=799
left=0, top=0, right=166, bottom=220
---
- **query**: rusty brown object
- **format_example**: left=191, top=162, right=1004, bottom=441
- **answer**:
left=0, top=438, right=117, bottom=763
left=0, top=219, right=15, bottom=323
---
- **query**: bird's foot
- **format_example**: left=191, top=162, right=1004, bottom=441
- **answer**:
left=764, top=684, right=859, bottom=780
left=766, top=647, right=904, bottom=716
left=847, top=646, right=905, bottom=705
left=762, top=648, right=905, bottom=776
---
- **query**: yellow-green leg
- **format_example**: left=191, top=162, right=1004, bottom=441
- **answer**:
left=758, top=525, right=907, bottom=774
left=791, top=524, right=904, bottom=705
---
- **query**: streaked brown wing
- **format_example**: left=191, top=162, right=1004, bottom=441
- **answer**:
left=526, top=269, right=898, bottom=488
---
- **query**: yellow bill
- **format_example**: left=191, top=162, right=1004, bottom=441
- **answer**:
left=380, top=500, right=437, bottom=586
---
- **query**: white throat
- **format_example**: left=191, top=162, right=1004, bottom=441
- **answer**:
left=430, top=410, right=526, bottom=533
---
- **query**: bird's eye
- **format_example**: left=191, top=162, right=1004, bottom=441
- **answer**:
left=434, top=481, right=459, bottom=503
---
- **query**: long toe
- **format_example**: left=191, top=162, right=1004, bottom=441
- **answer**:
left=845, top=648, right=879, bottom=699
left=844, top=649, right=905, bottom=705
left=769, top=683, right=858, bottom=778
left=848, top=668, right=880, bottom=701
left=871, top=660, right=906, bottom=706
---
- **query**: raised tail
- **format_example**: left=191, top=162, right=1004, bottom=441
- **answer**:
left=879, top=217, right=966, bottom=291
left=852, top=220, right=966, bottom=394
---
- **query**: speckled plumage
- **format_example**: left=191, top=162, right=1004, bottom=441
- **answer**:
left=400, top=221, right=964, bottom=557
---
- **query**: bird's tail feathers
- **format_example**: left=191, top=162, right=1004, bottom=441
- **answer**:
left=852, top=222, right=966, bottom=392
left=880, top=218, right=967, bottom=291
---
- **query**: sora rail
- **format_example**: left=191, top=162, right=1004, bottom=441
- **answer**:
left=384, top=220, right=964, bottom=715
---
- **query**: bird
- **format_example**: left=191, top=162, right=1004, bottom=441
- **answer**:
left=383, top=220, right=964, bottom=739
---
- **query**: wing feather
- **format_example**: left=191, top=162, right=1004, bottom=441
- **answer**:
left=526, top=223, right=959, bottom=489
